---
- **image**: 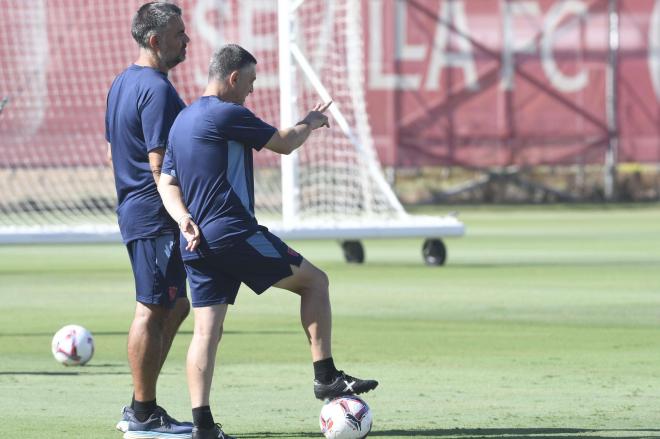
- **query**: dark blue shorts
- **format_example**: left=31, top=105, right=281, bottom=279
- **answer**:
left=184, top=230, right=304, bottom=307
left=126, top=232, right=187, bottom=308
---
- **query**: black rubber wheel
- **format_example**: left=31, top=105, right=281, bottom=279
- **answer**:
left=422, top=238, right=446, bottom=266
left=341, top=240, right=365, bottom=264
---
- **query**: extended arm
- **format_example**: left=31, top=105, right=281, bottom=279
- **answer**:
left=264, top=101, right=331, bottom=155
left=158, top=173, right=200, bottom=251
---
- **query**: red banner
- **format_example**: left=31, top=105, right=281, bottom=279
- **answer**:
left=365, top=0, right=660, bottom=166
left=0, top=0, right=658, bottom=168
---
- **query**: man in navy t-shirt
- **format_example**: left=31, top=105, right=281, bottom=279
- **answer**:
left=158, top=44, right=378, bottom=439
left=104, top=3, right=192, bottom=437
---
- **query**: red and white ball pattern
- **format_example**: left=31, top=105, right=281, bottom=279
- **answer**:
left=51, top=324, right=94, bottom=366
left=320, top=395, right=373, bottom=439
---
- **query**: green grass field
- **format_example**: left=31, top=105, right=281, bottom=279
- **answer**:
left=1, top=205, right=659, bottom=439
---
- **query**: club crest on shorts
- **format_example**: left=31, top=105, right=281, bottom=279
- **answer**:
left=168, top=286, right=178, bottom=301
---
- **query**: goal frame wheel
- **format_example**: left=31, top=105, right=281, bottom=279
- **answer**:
left=340, top=240, right=365, bottom=264
left=422, top=238, right=446, bottom=266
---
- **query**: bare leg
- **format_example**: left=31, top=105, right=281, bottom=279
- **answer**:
left=271, top=257, right=378, bottom=400
left=128, top=303, right=166, bottom=402
left=187, top=304, right=228, bottom=408
left=274, top=259, right=332, bottom=362
left=159, top=297, right=190, bottom=370
left=128, top=298, right=190, bottom=402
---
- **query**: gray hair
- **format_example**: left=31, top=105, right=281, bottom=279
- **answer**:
left=131, top=2, right=182, bottom=48
left=208, top=44, right=257, bottom=80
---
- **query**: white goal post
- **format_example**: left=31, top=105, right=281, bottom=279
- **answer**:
left=0, top=0, right=464, bottom=263
left=270, top=0, right=464, bottom=255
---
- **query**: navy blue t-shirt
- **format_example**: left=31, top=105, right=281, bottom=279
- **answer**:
left=105, top=65, right=185, bottom=243
left=163, top=96, right=277, bottom=260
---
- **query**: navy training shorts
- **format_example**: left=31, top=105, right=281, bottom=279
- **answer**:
left=126, top=232, right=187, bottom=308
left=184, top=229, right=304, bottom=307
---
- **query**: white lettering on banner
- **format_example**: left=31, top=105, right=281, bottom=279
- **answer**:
left=193, top=0, right=278, bottom=88
left=541, top=0, right=589, bottom=92
left=501, top=1, right=541, bottom=90
left=425, top=0, right=479, bottom=91
left=193, top=0, right=231, bottom=87
left=240, top=0, right=278, bottom=88
left=369, top=0, right=421, bottom=89
left=395, top=0, right=425, bottom=61
left=649, top=0, right=660, bottom=101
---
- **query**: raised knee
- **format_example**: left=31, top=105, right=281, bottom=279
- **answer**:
left=305, top=270, right=329, bottom=297
left=317, top=270, right=330, bottom=291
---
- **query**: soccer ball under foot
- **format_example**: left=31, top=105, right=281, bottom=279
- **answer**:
left=320, top=395, right=373, bottom=439
left=51, top=324, right=94, bottom=366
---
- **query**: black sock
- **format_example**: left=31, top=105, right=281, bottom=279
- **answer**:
left=314, top=357, right=339, bottom=384
left=133, top=399, right=157, bottom=422
left=130, top=394, right=135, bottom=410
left=192, top=406, right=215, bottom=429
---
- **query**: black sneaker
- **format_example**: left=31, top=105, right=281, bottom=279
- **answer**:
left=192, top=423, right=235, bottom=439
left=314, top=371, right=378, bottom=400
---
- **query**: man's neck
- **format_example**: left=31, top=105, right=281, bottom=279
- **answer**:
left=203, top=82, right=234, bottom=103
left=134, top=50, right=168, bottom=74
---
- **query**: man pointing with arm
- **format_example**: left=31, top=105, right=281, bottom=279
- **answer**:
left=158, top=44, right=377, bottom=439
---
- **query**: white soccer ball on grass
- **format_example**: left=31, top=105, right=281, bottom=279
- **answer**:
left=319, top=395, right=373, bottom=439
left=51, top=324, right=94, bottom=366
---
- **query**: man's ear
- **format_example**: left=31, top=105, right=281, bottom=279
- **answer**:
left=147, top=33, right=159, bottom=51
left=229, top=70, right=240, bottom=87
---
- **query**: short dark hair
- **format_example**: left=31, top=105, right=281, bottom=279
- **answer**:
left=131, top=2, right=182, bottom=48
left=208, top=44, right=257, bottom=80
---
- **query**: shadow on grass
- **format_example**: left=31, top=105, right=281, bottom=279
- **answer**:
left=370, top=428, right=660, bottom=437
left=238, top=434, right=317, bottom=438
left=452, top=261, right=660, bottom=269
left=382, top=428, right=660, bottom=438
left=237, top=428, right=660, bottom=438
left=0, top=370, right=129, bottom=376
left=0, top=371, right=81, bottom=376
left=337, top=260, right=660, bottom=270
left=0, top=329, right=297, bottom=337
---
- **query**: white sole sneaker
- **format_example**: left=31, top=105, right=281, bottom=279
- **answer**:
left=116, top=419, right=129, bottom=433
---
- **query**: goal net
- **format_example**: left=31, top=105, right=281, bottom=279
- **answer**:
left=0, top=0, right=464, bottom=243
